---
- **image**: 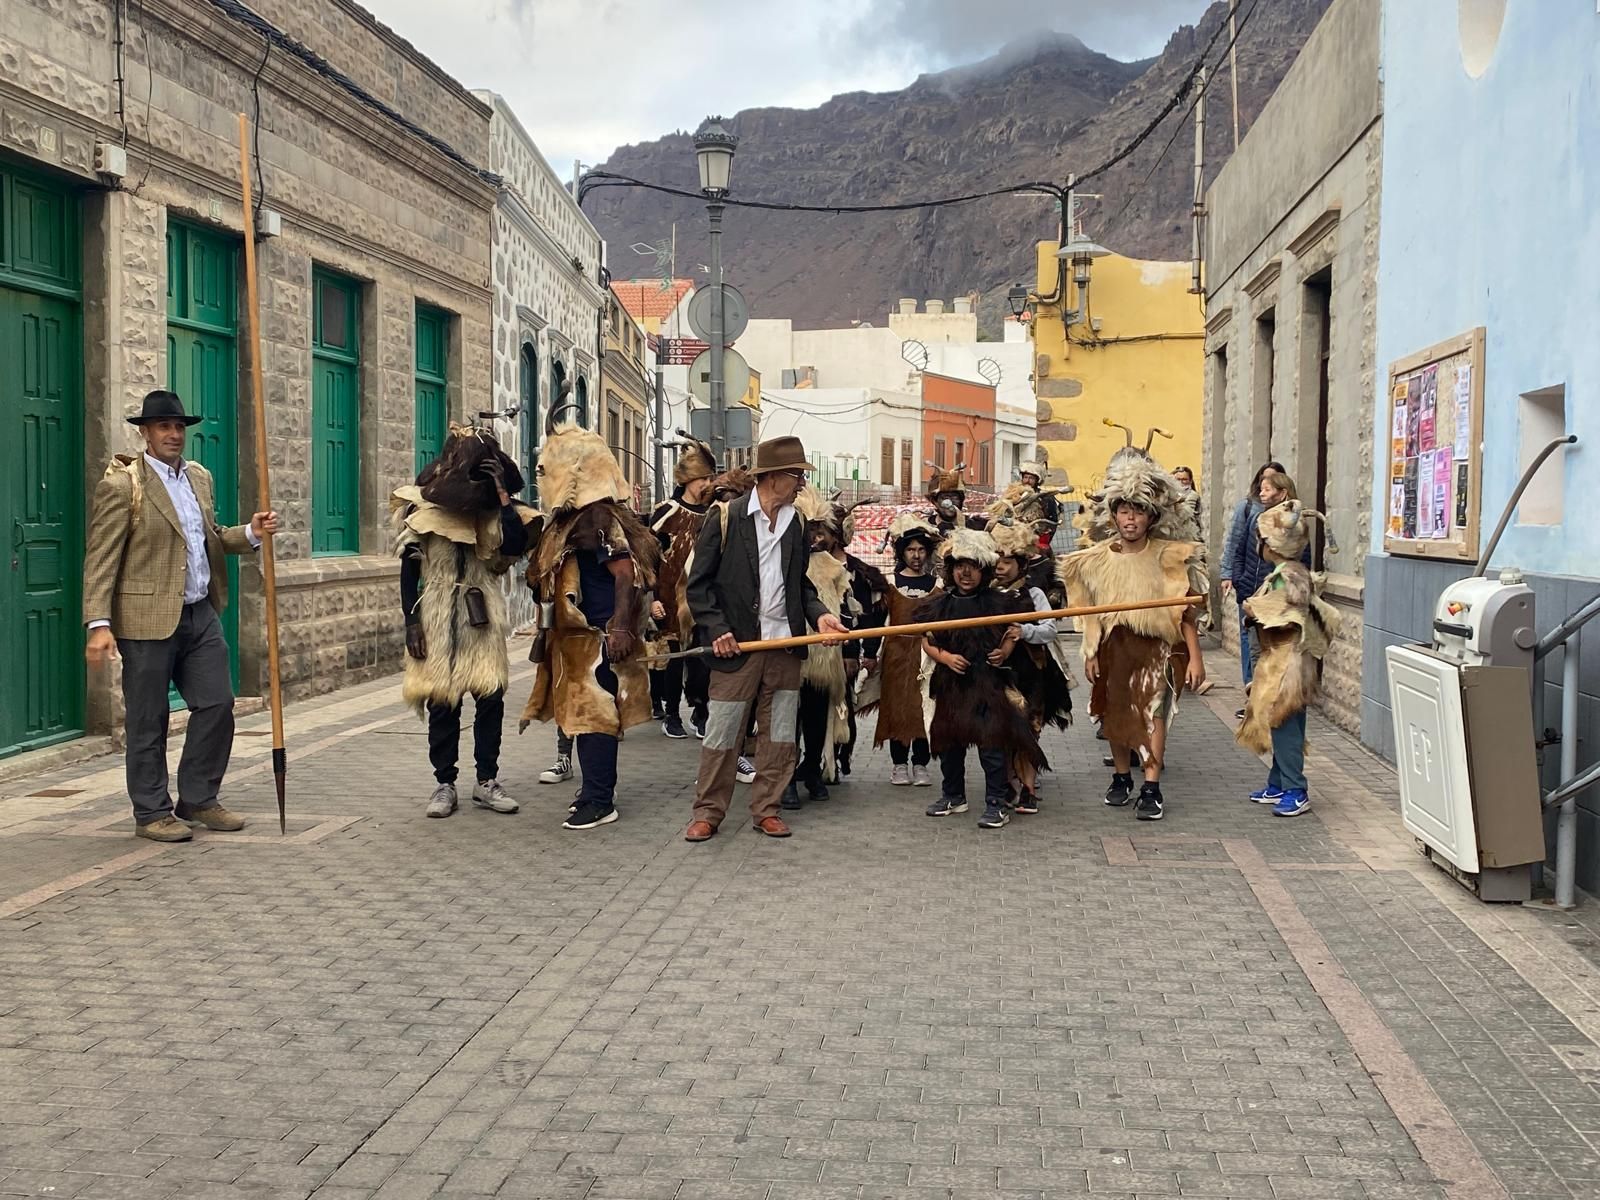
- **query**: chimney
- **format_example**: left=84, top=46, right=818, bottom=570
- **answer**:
left=897, top=298, right=916, bottom=316
left=926, top=299, right=946, bottom=315
left=951, top=297, right=972, bottom=315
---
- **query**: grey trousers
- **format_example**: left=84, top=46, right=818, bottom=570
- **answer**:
left=118, top=602, right=235, bottom=825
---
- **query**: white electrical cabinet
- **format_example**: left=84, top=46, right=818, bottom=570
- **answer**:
left=1388, top=646, right=1479, bottom=873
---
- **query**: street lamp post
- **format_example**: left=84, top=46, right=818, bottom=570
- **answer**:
left=694, top=116, right=737, bottom=468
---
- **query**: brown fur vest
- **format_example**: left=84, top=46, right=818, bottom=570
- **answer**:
left=920, top=589, right=1047, bottom=769
left=650, top=499, right=706, bottom=646
left=519, top=502, right=661, bottom=738
left=1237, top=562, right=1339, bottom=753
left=861, top=586, right=935, bottom=746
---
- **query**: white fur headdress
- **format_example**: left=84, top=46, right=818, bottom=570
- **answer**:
left=1257, top=500, right=1339, bottom=561
left=937, top=526, right=998, bottom=569
left=988, top=519, right=1038, bottom=561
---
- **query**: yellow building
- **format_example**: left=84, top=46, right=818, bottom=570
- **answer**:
left=1027, top=243, right=1205, bottom=514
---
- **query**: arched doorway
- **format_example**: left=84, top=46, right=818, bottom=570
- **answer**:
left=519, top=342, right=538, bottom=501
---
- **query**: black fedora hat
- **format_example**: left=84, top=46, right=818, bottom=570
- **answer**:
left=127, top=390, right=202, bottom=427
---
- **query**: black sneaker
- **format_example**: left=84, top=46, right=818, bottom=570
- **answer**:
left=925, top=795, right=968, bottom=816
left=977, top=803, right=1010, bottom=829
left=691, top=706, right=708, bottom=739
left=835, top=752, right=851, bottom=778
left=651, top=703, right=666, bottom=721
left=805, top=779, right=830, bottom=802
left=662, top=715, right=688, bottom=739
left=781, top=782, right=804, bottom=810
left=1135, top=783, right=1164, bottom=821
left=1105, top=773, right=1134, bottom=807
left=563, top=801, right=619, bottom=830
left=1013, top=789, right=1040, bottom=815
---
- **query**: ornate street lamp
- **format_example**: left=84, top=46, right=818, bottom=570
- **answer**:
left=694, top=116, right=738, bottom=465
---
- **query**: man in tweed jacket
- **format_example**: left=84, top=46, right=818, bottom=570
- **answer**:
left=83, top=390, right=280, bottom=841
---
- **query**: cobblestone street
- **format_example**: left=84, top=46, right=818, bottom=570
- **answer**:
left=4, top=656, right=1600, bottom=1200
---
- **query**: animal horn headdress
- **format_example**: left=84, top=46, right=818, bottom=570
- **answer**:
left=673, top=437, right=717, bottom=487
left=1257, top=500, right=1340, bottom=563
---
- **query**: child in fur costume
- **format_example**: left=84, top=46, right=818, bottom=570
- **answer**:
left=834, top=501, right=888, bottom=780
left=647, top=438, right=719, bottom=739
left=1060, top=452, right=1206, bottom=822
left=919, top=528, right=1046, bottom=829
left=392, top=426, right=543, bottom=820
left=926, top=464, right=987, bottom=534
left=856, top=512, right=942, bottom=786
left=990, top=521, right=1072, bottom=814
left=519, top=420, right=661, bottom=830
left=1240, top=498, right=1340, bottom=818
left=783, top=489, right=854, bottom=808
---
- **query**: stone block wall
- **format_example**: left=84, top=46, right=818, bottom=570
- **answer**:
left=2, top=0, right=495, bottom=723
left=1202, top=120, right=1382, bottom=738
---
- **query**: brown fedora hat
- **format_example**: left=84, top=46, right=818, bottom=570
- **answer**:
left=751, top=435, right=813, bottom=476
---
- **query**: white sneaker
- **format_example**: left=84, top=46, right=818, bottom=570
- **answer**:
left=736, top=756, right=756, bottom=784
left=539, top=755, right=573, bottom=784
left=890, top=764, right=911, bottom=786
left=471, top=779, right=519, bottom=814
left=425, top=782, right=457, bottom=818
left=911, top=764, right=933, bottom=787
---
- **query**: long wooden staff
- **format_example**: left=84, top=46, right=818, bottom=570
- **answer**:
left=237, top=114, right=288, bottom=834
left=640, top=594, right=1203, bottom=665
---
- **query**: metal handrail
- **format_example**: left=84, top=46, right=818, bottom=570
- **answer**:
left=1474, top=435, right=1577, bottom=578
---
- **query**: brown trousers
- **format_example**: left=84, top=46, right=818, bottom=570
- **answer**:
left=692, top=651, right=802, bottom=827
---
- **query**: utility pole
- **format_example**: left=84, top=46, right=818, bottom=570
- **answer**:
left=653, top=359, right=666, bottom=506
left=1228, top=0, right=1241, bottom=149
left=1191, top=66, right=1207, bottom=297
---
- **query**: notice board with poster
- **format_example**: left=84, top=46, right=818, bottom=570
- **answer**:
left=1383, top=327, right=1485, bottom=561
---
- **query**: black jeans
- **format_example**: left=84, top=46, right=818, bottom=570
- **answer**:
left=891, top=738, right=931, bottom=766
left=939, top=745, right=1009, bottom=806
left=792, top=683, right=831, bottom=787
left=575, top=657, right=619, bottom=808
left=427, top=689, right=504, bottom=785
left=656, top=654, right=709, bottom=720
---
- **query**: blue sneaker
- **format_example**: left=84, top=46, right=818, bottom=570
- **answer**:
left=1272, top=789, right=1311, bottom=817
left=926, top=795, right=968, bottom=816
left=1250, top=785, right=1285, bottom=805
left=977, top=803, right=1010, bottom=829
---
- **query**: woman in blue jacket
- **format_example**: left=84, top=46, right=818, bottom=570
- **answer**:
left=1220, top=461, right=1287, bottom=693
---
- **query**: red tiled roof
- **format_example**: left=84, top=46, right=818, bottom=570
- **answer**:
left=612, top=278, right=693, bottom=320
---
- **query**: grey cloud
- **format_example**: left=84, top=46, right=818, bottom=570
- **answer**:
left=843, top=0, right=1211, bottom=64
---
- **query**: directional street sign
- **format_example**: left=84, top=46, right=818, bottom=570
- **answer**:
left=656, top=337, right=709, bottom=366
left=687, top=284, right=750, bottom=344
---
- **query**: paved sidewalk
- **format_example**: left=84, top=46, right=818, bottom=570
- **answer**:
left=3, top=655, right=1600, bottom=1200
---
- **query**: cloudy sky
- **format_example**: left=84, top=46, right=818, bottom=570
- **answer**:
left=364, top=0, right=1211, bottom=178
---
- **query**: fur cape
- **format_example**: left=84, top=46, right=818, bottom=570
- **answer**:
left=1060, top=537, right=1200, bottom=764
left=390, top=486, right=542, bottom=716
left=918, top=586, right=1047, bottom=769
left=859, top=585, right=934, bottom=746
left=1237, top=561, right=1340, bottom=753
left=649, top=498, right=707, bottom=646
left=993, top=578, right=1073, bottom=734
left=802, top=550, right=854, bottom=780
left=519, top=501, right=661, bottom=738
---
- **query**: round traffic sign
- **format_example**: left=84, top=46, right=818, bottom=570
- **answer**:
left=688, top=347, right=751, bottom=406
left=687, top=284, right=750, bottom=344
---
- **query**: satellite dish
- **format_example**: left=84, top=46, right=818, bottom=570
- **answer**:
left=977, top=357, right=1002, bottom=386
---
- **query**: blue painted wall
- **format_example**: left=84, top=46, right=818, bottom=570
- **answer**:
left=1372, top=1, right=1599, bottom=571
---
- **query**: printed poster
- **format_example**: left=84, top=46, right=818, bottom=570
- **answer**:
left=1416, top=452, right=1436, bottom=539
left=1419, top=366, right=1438, bottom=452
left=1433, top=367, right=1457, bottom=458
left=1453, top=364, right=1473, bottom=460
left=1389, top=483, right=1406, bottom=536
left=1405, top=376, right=1422, bottom=456
left=1455, top=463, right=1469, bottom=528
left=1431, top=449, right=1452, bottom=537
left=1402, top=457, right=1419, bottom=539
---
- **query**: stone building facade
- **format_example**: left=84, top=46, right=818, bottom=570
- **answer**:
left=603, top=289, right=652, bottom=505
left=0, top=0, right=495, bottom=757
left=1201, top=0, right=1381, bottom=735
left=477, top=93, right=604, bottom=626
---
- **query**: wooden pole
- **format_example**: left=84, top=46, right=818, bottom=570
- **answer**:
left=237, top=113, right=289, bottom=834
left=643, top=595, right=1203, bottom=663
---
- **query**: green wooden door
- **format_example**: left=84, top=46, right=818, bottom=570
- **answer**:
left=0, top=164, right=83, bottom=757
left=167, top=221, right=239, bottom=688
left=312, top=271, right=360, bottom=555
left=414, top=305, right=447, bottom=476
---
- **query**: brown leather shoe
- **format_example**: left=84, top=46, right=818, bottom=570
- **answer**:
left=754, top=816, right=791, bottom=838
left=135, top=816, right=193, bottom=842
left=179, top=805, right=246, bottom=832
left=684, top=820, right=717, bottom=842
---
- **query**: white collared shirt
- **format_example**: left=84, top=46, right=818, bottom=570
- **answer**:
left=749, top=499, right=795, bottom=641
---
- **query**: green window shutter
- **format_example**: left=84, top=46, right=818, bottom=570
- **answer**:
left=414, top=305, right=448, bottom=477
left=312, top=270, right=361, bottom=555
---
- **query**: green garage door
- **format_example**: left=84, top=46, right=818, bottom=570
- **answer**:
left=167, top=220, right=240, bottom=689
left=0, top=163, right=83, bottom=757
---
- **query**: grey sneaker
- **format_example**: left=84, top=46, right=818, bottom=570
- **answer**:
left=426, top=782, right=458, bottom=818
left=890, top=764, right=911, bottom=786
left=539, top=755, right=573, bottom=784
left=472, top=779, right=519, bottom=814
left=911, top=764, right=933, bottom=787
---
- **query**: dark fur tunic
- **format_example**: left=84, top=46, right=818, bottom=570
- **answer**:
left=917, top=587, right=1047, bottom=769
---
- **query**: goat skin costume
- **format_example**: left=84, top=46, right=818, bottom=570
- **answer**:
left=1060, top=537, right=1203, bottom=762
left=794, top=488, right=854, bottom=775
left=857, top=513, right=941, bottom=747
left=518, top=424, right=662, bottom=738
left=390, top=486, right=542, bottom=716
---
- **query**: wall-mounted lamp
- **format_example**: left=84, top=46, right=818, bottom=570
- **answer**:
left=1006, top=285, right=1030, bottom=319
